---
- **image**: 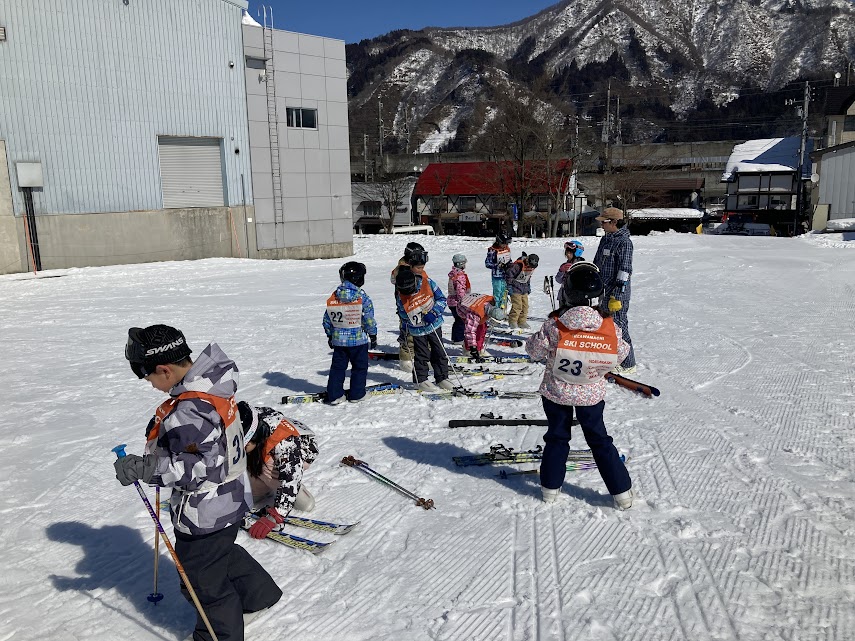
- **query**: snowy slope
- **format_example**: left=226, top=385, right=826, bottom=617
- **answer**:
left=1, top=233, right=854, bottom=640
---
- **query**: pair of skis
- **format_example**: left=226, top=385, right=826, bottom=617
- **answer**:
left=281, top=382, right=403, bottom=405
left=497, top=454, right=627, bottom=479
left=241, top=512, right=359, bottom=554
left=453, top=444, right=594, bottom=467
left=448, top=412, right=556, bottom=428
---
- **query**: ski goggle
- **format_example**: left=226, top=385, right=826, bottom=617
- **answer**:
left=564, top=242, right=584, bottom=257
left=407, top=249, right=428, bottom=266
left=126, top=329, right=151, bottom=379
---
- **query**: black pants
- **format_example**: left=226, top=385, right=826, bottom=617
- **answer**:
left=175, top=523, right=282, bottom=641
left=450, top=306, right=465, bottom=343
left=412, top=329, right=449, bottom=383
left=540, top=397, right=631, bottom=496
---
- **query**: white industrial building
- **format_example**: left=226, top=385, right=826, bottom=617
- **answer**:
left=0, top=0, right=352, bottom=274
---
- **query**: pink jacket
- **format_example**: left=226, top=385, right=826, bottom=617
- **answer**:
left=446, top=267, right=471, bottom=307
left=525, top=306, right=629, bottom=406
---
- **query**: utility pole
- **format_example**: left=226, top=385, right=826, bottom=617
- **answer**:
left=363, top=134, right=369, bottom=182
left=378, top=99, right=384, bottom=170
left=794, top=81, right=810, bottom=235
left=615, top=95, right=622, bottom=146
left=403, top=105, right=410, bottom=155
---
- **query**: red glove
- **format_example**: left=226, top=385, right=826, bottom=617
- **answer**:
left=248, top=507, right=285, bottom=539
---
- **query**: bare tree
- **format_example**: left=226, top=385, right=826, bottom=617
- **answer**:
left=352, top=174, right=415, bottom=234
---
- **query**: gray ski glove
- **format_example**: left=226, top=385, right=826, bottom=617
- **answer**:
left=114, top=454, right=157, bottom=486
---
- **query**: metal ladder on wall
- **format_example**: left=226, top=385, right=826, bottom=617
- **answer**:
left=261, top=6, right=284, bottom=226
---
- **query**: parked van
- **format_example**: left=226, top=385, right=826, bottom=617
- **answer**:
left=390, top=225, right=435, bottom=236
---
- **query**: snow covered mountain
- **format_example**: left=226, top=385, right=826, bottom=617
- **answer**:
left=346, top=0, right=855, bottom=152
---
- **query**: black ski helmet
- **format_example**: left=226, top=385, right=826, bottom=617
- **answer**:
left=524, top=253, right=539, bottom=268
left=339, top=261, right=366, bottom=287
left=395, top=266, right=418, bottom=295
left=404, top=242, right=428, bottom=266
left=125, top=324, right=192, bottom=379
left=495, top=232, right=512, bottom=245
left=559, top=263, right=603, bottom=308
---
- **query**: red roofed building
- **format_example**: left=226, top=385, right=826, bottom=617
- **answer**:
left=413, top=160, right=573, bottom=235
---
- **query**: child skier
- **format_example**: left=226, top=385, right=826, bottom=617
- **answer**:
left=447, top=253, right=471, bottom=345
left=504, top=252, right=539, bottom=329
left=323, top=261, right=378, bottom=404
left=117, top=325, right=282, bottom=640
left=237, top=402, right=319, bottom=539
left=391, top=243, right=428, bottom=373
left=524, top=263, right=634, bottom=510
left=394, top=265, right=452, bottom=392
left=555, top=240, right=584, bottom=287
left=457, top=292, right=507, bottom=359
left=484, top=233, right=512, bottom=310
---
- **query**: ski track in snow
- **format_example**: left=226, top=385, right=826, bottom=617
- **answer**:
left=1, top=233, right=854, bottom=640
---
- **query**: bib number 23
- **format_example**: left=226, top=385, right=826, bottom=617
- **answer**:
left=557, top=359, right=583, bottom=376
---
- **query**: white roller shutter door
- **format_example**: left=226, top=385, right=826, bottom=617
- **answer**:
left=158, top=137, right=225, bottom=208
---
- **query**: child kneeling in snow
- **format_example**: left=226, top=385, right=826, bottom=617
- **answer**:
left=525, top=263, right=634, bottom=510
left=457, top=292, right=506, bottom=360
left=237, top=402, right=319, bottom=539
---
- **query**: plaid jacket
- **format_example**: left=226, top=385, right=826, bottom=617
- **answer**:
left=323, top=281, right=378, bottom=347
left=592, top=226, right=633, bottom=303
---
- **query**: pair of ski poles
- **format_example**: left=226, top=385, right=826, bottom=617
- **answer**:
left=341, top=455, right=435, bottom=510
left=112, top=445, right=220, bottom=641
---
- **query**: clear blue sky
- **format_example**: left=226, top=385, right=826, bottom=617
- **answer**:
left=245, top=1, right=560, bottom=44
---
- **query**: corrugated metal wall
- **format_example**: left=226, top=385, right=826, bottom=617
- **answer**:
left=0, top=0, right=252, bottom=216
left=818, top=147, right=855, bottom=219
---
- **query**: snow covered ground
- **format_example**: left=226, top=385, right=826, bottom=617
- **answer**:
left=1, top=232, right=854, bottom=641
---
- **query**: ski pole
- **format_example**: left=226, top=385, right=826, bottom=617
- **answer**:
left=147, top=486, right=164, bottom=604
left=340, top=456, right=435, bottom=509
left=549, top=276, right=556, bottom=310
left=112, top=445, right=219, bottom=641
left=435, top=328, right=467, bottom=390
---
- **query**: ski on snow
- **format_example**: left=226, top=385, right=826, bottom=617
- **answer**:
left=241, top=513, right=332, bottom=553
left=369, top=351, right=532, bottom=365
left=453, top=445, right=594, bottom=467
left=282, top=515, right=359, bottom=535
left=605, top=372, right=660, bottom=398
left=497, top=454, right=627, bottom=479
left=281, top=382, right=402, bottom=404
left=448, top=411, right=564, bottom=428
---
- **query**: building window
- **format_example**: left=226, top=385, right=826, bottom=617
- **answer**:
left=286, top=107, right=318, bottom=129
left=737, top=175, right=761, bottom=191
left=458, top=196, right=476, bottom=212
left=360, top=201, right=381, bottom=217
left=737, top=194, right=759, bottom=209
left=768, top=175, right=793, bottom=191
left=845, top=115, right=855, bottom=132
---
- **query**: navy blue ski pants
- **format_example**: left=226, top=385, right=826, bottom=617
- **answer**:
left=540, top=397, right=631, bottom=496
left=327, top=343, right=369, bottom=402
left=450, top=305, right=466, bottom=343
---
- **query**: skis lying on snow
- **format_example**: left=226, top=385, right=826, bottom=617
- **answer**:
left=486, top=336, right=523, bottom=348
left=282, top=515, right=359, bottom=535
left=341, top=455, right=435, bottom=509
left=489, top=330, right=534, bottom=341
left=451, top=354, right=532, bottom=364
left=447, top=411, right=560, bottom=428
left=281, top=382, right=402, bottom=404
left=458, top=365, right=536, bottom=377
left=419, top=387, right=541, bottom=401
left=368, top=350, right=532, bottom=364
left=453, top=445, right=594, bottom=467
left=606, top=372, right=660, bottom=398
left=242, top=513, right=333, bottom=553
left=496, top=454, right=627, bottom=479
left=241, top=512, right=359, bottom=552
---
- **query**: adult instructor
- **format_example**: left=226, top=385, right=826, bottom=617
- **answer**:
left=593, top=207, right=636, bottom=373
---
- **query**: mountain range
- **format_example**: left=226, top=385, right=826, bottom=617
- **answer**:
left=345, top=0, right=855, bottom=157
